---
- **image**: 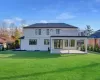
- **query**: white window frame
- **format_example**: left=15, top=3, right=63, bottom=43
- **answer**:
left=46, top=29, right=49, bottom=35
left=56, top=29, right=60, bottom=34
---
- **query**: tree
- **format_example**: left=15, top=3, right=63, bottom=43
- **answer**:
left=86, top=25, right=94, bottom=36
left=15, top=40, right=20, bottom=49
left=14, top=27, right=21, bottom=39
left=9, top=23, right=15, bottom=36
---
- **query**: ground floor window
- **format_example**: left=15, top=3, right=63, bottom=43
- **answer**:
left=54, top=39, right=63, bottom=49
left=69, top=39, right=75, bottom=47
left=44, top=39, right=49, bottom=45
left=29, top=39, right=37, bottom=45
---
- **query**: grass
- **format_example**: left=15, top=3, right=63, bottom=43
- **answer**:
left=0, top=51, right=100, bottom=80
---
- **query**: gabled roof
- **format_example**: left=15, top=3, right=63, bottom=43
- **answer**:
left=24, top=23, right=78, bottom=28
left=89, top=30, right=100, bottom=38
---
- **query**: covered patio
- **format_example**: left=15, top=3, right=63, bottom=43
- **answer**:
left=50, top=36, right=87, bottom=54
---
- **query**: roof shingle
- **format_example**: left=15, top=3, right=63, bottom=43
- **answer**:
left=24, top=23, right=78, bottom=28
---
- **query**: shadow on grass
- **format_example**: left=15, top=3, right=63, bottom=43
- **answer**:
left=0, top=51, right=87, bottom=59
left=89, top=51, right=100, bottom=55
left=0, top=62, right=99, bottom=80
left=9, top=51, right=62, bottom=59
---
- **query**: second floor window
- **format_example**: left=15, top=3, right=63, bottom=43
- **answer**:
left=35, top=29, right=41, bottom=35
left=39, top=29, right=41, bottom=35
left=56, top=29, right=60, bottom=34
left=35, top=29, right=38, bottom=35
left=46, top=29, right=49, bottom=35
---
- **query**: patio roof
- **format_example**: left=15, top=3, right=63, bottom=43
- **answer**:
left=51, top=36, right=87, bottom=38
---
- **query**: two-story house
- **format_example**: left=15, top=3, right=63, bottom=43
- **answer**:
left=20, top=23, right=87, bottom=54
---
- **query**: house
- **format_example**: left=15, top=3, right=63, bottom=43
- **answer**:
left=0, top=37, right=7, bottom=49
left=88, top=30, right=100, bottom=47
left=20, top=23, right=87, bottom=54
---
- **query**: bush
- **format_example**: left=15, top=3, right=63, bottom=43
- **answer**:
left=90, top=46, right=94, bottom=51
left=15, top=40, right=20, bottom=49
left=81, top=45, right=85, bottom=51
left=2, top=46, right=4, bottom=51
left=87, top=46, right=89, bottom=50
left=94, top=44, right=100, bottom=52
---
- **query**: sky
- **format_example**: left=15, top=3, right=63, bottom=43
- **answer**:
left=0, top=0, right=100, bottom=30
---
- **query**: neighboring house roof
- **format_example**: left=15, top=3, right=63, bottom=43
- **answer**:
left=89, top=30, right=100, bottom=38
left=0, top=38, right=6, bottom=44
left=24, top=23, right=78, bottom=28
left=0, top=36, right=15, bottom=44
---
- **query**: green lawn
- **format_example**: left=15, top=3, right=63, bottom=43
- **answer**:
left=0, top=51, right=100, bottom=80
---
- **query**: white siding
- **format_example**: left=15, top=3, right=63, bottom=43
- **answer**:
left=21, top=37, right=50, bottom=51
left=21, top=28, right=79, bottom=51
left=24, top=28, right=79, bottom=38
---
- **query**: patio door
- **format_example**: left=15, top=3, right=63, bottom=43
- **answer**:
left=54, top=39, right=63, bottom=49
left=64, top=39, right=75, bottom=49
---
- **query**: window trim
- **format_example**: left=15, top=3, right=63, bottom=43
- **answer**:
left=56, top=29, right=60, bottom=34
left=69, top=39, right=75, bottom=47
left=44, top=39, right=49, bottom=45
left=29, top=39, right=37, bottom=45
left=46, top=29, right=49, bottom=35
left=65, top=40, right=68, bottom=47
left=54, top=39, right=63, bottom=49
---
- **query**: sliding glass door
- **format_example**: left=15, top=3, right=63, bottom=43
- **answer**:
left=54, top=39, right=63, bottom=49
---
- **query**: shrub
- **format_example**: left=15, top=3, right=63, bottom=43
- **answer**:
left=15, top=40, right=20, bottom=49
left=87, top=46, right=89, bottom=50
left=81, top=45, right=85, bottom=51
left=90, top=46, right=94, bottom=51
left=94, top=44, right=100, bottom=52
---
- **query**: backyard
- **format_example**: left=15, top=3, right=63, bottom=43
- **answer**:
left=0, top=51, right=100, bottom=80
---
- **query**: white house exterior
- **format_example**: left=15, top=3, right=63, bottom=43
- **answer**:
left=20, top=23, right=87, bottom=54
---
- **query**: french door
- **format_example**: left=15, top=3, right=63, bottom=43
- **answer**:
left=54, top=39, right=63, bottom=49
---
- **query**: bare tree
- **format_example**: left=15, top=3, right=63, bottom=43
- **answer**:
left=9, top=23, right=16, bottom=36
left=86, top=25, right=94, bottom=36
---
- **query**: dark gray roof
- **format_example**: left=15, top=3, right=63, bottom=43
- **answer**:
left=89, top=30, right=100, bottom=38
left=24, top=23, right=78, bottom=28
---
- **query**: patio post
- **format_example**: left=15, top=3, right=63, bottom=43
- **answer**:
left=50, top=39, right=53, bottom=53
left=85, top=38, right=87, bottom=53
left=68, top=39, right=70, bottom=53
left=75, top=39, right=77, bottom=50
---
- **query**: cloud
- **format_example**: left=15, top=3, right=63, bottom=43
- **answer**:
left=32, top=8, right=36, bottom=11
left=92, top=9, right=98, bottom=12
left=3, top=19, right=15, bottom=24
left=95, top=0, right=100, bottom=2
left=14, top=17, right=23, bottom=22
left=56, top=13, right=76, bottom=20
left=40, top=20, right=48, bottom=23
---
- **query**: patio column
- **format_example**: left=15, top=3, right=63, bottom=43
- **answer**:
left=68, top=39, right=70, bottom=53
left=85, top=38, right=88, bottom=53
left=50, top=39, right=53, bottom=53
left=75, top=39, right=77, bottom=50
